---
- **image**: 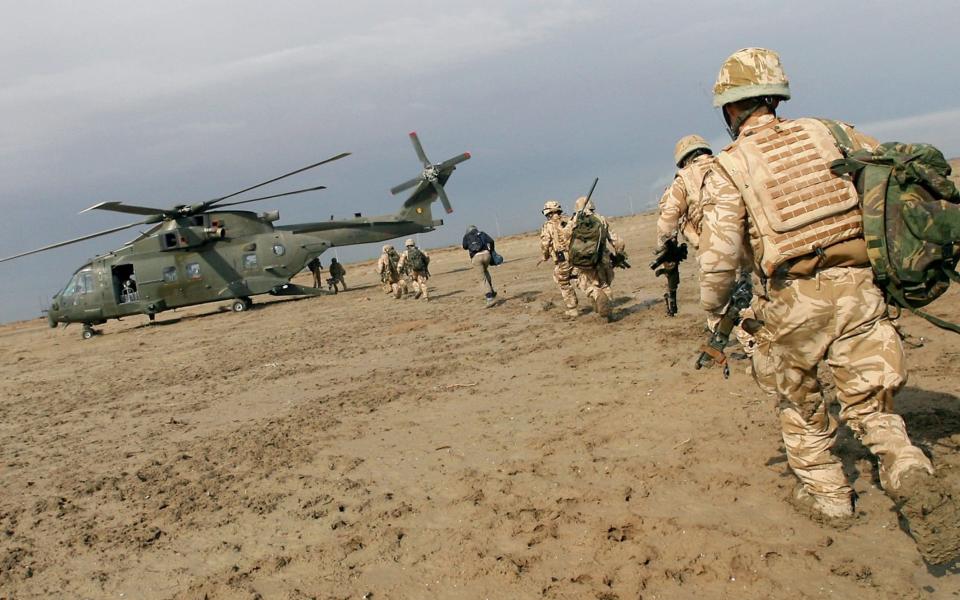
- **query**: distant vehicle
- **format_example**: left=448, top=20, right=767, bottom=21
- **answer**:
left=1, top=133, right=469, bottom=338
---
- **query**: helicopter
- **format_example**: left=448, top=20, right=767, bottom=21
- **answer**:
left=1, top=132, right=470, bottom=339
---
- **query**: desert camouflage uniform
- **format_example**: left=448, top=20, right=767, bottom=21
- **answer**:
left=699, top=113, right=933, bottom=512
left=657, top=153, right=716, bottom=314
left=399, top=247, right=430, bottom=300
left=539, top=213, right=579, bottom=311
left=656, top=153, right=716, bottom=250
left=377, top=249, right=406, bottom=299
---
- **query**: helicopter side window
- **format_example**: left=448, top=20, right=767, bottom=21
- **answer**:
left=243, top=254, right=258, bottom=269
left=162, top=266, right=178, bottom=283
left=186, top=262, right=201, bottom=279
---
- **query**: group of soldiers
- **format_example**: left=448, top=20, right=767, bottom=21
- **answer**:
left=645, top=47, right=959, bottom=563
left=307, top=256, right=347, bottom=293
left=538, top=196, right=626, bottom=322
left=376, top=238, right=432, bottom=300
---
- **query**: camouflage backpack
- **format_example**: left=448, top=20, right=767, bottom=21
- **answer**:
left=406, top=247, right=428, bottom=272
left=821, top=120, right=960, bottom=333
left=569, top=214, right=607, bottom=268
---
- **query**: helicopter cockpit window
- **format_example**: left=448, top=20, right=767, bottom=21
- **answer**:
left=243, top=254, right=258, bottom=269
left=186, top=262, right=201, bottom=279
left=63, top=270, right=94, bottom=297
left=272, top=244, right=286, bottom=256
left=162, top=266, right=178, bottom=283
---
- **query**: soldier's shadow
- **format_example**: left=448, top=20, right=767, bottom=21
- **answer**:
left=764, top=385, right=960, bottom=489
left=835, top=386, right=960, bottom=489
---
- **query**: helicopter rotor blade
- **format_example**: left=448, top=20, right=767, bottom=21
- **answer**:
left=438, top=152, right=471, bottom=171
left=390, top=176, right=426, bottom=196
left=408, top=132, right=430, bottom=167
left=80, top=201, right=169, bottom=217
left=213, top=185, right=327, bottom=209
left=431, top=181, right=454, bottom=214
left=203, top=152, right=350, bottom=210
left=0, top=219, right=149, bottom=263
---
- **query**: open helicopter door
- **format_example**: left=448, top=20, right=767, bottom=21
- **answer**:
left=112, top=264, right=140, bottom=305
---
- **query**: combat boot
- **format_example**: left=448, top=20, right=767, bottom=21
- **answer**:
left=665, top=291, right=678, bottom=317
left=891, top=467, right=960, bottom=565
left=789, top=484, right=855, bottom=526
left=595, top=294, right=613, bottom=323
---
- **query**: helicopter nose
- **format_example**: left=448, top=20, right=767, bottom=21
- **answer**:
left=47, top=297, right=60, bottom=328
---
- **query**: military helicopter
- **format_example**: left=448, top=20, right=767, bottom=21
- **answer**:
left=1, top=132, right=469, bottom=339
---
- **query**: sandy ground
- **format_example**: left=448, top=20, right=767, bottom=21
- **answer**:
left=1, top=211, right=958, bottom=599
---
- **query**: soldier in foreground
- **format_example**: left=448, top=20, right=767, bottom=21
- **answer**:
left=462, top=225, right=498, bottom=306
left=377, top=244, right=406, bottom=299
left=566, top=196, right=620, bottom=322
left=398, top=238, right=430, bottom=300
left=655, top=135, right=715, bottom=316
left=698, top=47, right=959, bottom=563
left=327, top=258, right=347, bottom=293
left=539, top=200, right=579, bottom=317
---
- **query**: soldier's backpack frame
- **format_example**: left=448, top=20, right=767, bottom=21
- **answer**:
left=820, top=119, right=960, bottom=333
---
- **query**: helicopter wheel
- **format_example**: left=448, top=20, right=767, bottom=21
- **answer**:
left=231, top=299, right=247, bottom=313
left=81, top=325, right=95, bottom=340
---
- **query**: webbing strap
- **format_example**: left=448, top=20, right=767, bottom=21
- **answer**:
left=886, top=282, right=960, bottom=334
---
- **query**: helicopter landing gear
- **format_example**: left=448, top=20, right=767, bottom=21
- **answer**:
left=148, top=313, right=156, bottom=322
left=231, top=297, right=253, bottom=312
left=81, top=324, right=96, bottom=340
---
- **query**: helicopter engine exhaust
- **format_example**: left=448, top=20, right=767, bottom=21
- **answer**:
left=204, top=227, right=226, bottom=240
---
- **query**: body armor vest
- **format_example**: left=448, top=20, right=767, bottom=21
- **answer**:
left=717, top=117, right=863, bottom=277
left=676, top=154, right=715, bottom=248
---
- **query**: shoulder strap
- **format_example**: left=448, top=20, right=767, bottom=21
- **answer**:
left=815, top=118, right=857, bottom=155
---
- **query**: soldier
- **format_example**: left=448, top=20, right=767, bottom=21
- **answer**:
left=377, top=244, right=406, bottom=299
left=398, top=238, right=430, bottom=300
left=327, top=257, right=347, bottom=293
left=698, top=47, right=958, bottom=561
left=307, top=256, right=323, bottom=288
left=539, top=200, right=579, bottom=317
left=566, top=196, right=620, bottom=322
left=462, top=225, right=498, bottom=305
left=655, top=135, right=715, bottom=316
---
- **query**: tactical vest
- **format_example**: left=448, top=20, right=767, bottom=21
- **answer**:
left=717, top=117, right=863, bottom=277
left=676, top=154, right=716, bottom=248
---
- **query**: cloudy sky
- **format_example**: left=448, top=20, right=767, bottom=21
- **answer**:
left=1, top=1, right=959, bottom=322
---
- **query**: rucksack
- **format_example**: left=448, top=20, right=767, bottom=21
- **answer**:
left=406, top=247, right=427, bottom=272
left=465, top=231, right=485, bottom=254
left=821, top=120, right=960, bottom=333
left=569, top=214, right=606, bottom=267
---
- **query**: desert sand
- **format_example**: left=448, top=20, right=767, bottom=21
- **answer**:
left=1, top=211, right=958, bottom=599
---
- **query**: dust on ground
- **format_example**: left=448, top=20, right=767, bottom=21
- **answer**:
left=1, top=212, right=959, bottom=599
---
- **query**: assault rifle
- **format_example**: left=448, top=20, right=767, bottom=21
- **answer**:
left=611, top=252, right=631, bottom=269
left=649, top=237, right=688, bottom=275
left=575, top=177, right=599, bottom=222
left=694, top=275, right=755, bottom=378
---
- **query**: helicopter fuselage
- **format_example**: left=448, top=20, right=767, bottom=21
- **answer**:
left=47, top=207, right=440, bottom=329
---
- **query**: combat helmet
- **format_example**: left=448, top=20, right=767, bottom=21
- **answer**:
left=673, top=135, right=712, bottom=168
left=713, top=47, right=790, bottom=108
left=405, top=238, right=416, bottom=247
left=382, top=244, right=393, bottom=253
left=542, top=200, right=562, bottom=216
left=574, top=196, right=595, bottom=213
